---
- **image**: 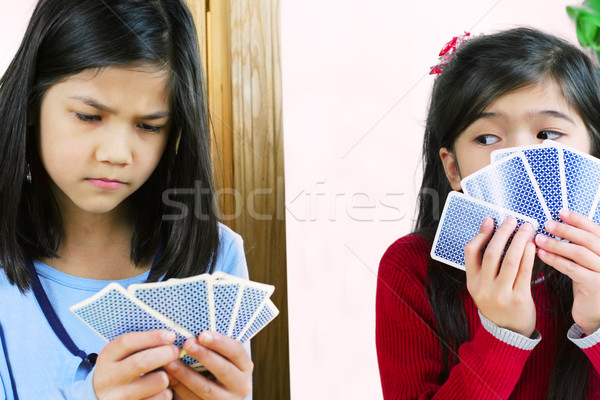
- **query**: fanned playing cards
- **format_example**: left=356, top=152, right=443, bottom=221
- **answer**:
left=70, top=272, right=279, bottom=371
left=432, top=140, right=600, bottom=270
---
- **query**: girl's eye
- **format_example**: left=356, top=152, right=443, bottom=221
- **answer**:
left=138, top=123, right=162, bottom=134
left=474, top=134, right=500, bottom=145
left=537, top=130, right=563, bottom=140
left=75, top=113, right=101, bottom=123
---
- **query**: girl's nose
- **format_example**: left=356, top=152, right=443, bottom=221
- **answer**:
left=95, top=129, right=133, bottom=166
left=505, top=131, right=539, bottom=148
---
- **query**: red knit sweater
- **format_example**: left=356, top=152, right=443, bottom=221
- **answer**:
left=376, top=234, right=600, bottom=399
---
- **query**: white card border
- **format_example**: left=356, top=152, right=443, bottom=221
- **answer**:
left=431, top=191, right=539, bottom=271
left=461, top=152, right=552, bottom=221
left=69, top=282, right=195, bottom=342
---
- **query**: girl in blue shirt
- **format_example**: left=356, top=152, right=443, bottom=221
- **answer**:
left=0, top=0, right=253, bottom=398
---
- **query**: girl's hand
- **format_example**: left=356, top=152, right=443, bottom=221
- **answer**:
left=164, top=331, right=253, bottom=400
left=465, top=217, right=537, bottom=337
left=536, top=210, right=600, bottom=335
left=93, top=330, right=180, bottom=400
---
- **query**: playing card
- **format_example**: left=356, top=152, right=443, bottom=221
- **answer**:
left=461, top=152, right=551, bottom=235
left=129, top=274, right=213, bottom=337
left=69, top=283, right=193, bottom=349
left=229, top=281, right=275, bottom=340
left=238, top=299, right=279, bottom=343
left=590, top=198, right=600, bottom=225
left=71, top=272, right=279, bottom=372
left=210, top=276, right=244, bottom=336
left=555, top=142, right=600, bottom=218
left=491, top=143, right=566, bottom=222
left=431, top=191, right=538, bottom=270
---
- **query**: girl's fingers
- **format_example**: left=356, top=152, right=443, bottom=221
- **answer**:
left=196, top=332, right=254, bottom=375
left=100, top=330, right=177, bottom=362
left=94, top=331, right=180, bottom=396
left=545, top=218, right=600, bottom=256
left=559, top=209, right=600, bottom=238
left=514, top=240, right=536, bottom=292
left=142, top=387, right=174, bottom=400
left=535, top=234, right=600, bottom=273
left=165, top=360, right=228, bottom=399
left=120, top=344, right=180, bottom=382
left=464, top=217, right=494, bottom=277
left=164, top=333, right=253, bottom=399
left=116, top=371, right=172, bottom=399
left=497, top=222, right=534, bottom=284
left=180, top=334, right=252, bottom=394
left=166, top=370, right=200, bottom=399
left=537, top=248, right=598, bottom=283
left=480, top=217, right=518, bottom=282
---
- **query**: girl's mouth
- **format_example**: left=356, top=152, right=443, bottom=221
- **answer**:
left=86, top=178, right=125, bottom=190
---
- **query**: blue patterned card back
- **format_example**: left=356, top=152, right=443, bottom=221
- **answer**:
left=461, top=152, right=551, bottom=236
left=431, top=191, right=538, bottom=270
left=130, top=276, right=212, bottom=337
left=71, top=272, right=278, bottom=371
left=211, top=279, right=243, bottom=335
left=230, top=283, right=274, bottom=339
left=238, top=299, right=279, bottom=343
left=69, top=283, right=192, bottom=350
left=561, top=146, right=600, bottom=217
left=492, top=144, right=566, bottom=222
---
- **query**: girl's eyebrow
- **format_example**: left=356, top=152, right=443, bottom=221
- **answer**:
left=69, top=95, right=170, bottom=119
left=533, top=110, right=575, bottom=124
left=477, top=110, right=575, bottom=124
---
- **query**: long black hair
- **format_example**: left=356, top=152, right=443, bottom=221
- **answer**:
left=0, top=0, right=220, bottom=291
left=416, top=28, right=600, bottom=399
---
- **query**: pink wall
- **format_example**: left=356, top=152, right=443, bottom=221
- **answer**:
left=280, top=0, right=579, bottom=399
left=0, top=1, right=37, bottom=76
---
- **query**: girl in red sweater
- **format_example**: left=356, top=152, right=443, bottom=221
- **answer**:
left=376, top=28, right=600, bottom=399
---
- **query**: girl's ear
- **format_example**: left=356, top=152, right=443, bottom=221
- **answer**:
left=439, top=147, right=462, bottom=191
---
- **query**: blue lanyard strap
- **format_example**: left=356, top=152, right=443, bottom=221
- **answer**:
left=26, top=259, right=95, bottom=365
left=25, top=251, right=163, bottom=366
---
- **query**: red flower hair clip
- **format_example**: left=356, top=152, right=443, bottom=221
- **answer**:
left=429, top=32, right=471, bottom=75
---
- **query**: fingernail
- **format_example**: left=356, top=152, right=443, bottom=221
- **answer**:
left=507, top=217, right=517, bottom=225
left=163, top=331, right=176, bottom=342
left=538, top=248, right=547, bottom=257
left=199, top=332, right=213, bottom=344
left=560, top=209, right=570, bottom=217
left=481, top=217, right=492, bottom=227
left=536, top=234, right=547, bottom=244
left=166, top=361, right=179, bottom=370
left=184, top=338, right=201, bottom=351
left=546, top=221, right=556, bottom=231
left=521, top=223, right=532, bottom=232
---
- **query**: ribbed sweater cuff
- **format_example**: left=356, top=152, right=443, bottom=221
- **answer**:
left=454, top=313, right=538, bottom=398
left=568, top=323, right=600, bottom=375
left=568, top=324, right=600, bottom=349
left=478, top=311, right=541, bottom=351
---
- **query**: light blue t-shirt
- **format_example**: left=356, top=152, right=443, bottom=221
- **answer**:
left=0, top=224, right=249, bottom=399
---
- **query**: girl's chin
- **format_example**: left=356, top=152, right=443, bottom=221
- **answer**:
left=63, top=198, right=131, bottom=217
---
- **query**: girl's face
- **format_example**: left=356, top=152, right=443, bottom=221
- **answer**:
left=38, top=65, right=170, bottom=215
left=440, top=80, right=591, bottom=191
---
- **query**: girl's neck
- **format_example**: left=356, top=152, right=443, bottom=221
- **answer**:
left=41, top=200, right=151, bottom=280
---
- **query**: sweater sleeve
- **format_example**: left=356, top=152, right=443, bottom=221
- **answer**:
left=568, top=324, right=600, bottom=374
left=375, top=235, right=539, bottom=400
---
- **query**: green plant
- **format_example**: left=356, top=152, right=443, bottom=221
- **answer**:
left=568, top=0, right=600, bottom=63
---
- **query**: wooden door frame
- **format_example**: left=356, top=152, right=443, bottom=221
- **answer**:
left=186, top=1, right=290, bottom=399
